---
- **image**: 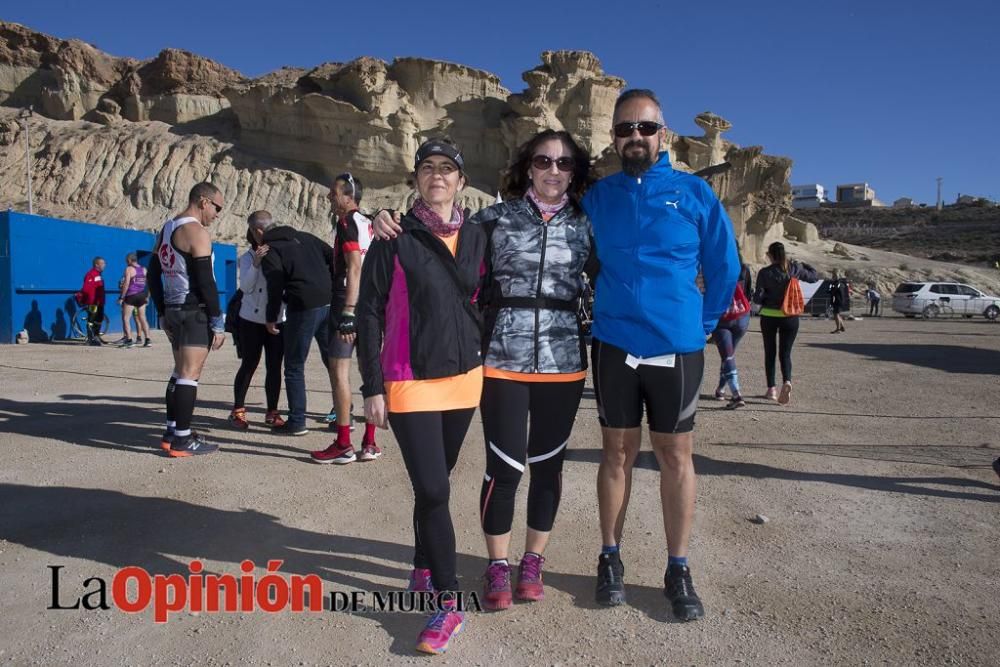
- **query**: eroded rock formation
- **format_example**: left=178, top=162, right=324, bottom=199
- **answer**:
left=0, top=21, right=793, bottom=256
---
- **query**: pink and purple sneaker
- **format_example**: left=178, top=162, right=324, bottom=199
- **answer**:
left=515, top=553, right=545, bottom=602
left=415, top=597, right=463, bottom=655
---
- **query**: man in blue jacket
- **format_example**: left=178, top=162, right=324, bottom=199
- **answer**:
left=582, top=89, right=740, bottom=620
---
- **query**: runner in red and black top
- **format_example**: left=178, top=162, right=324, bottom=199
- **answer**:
left=80, top=257, right=107, bottom=346
left=312, top=173, right=378, bottom=464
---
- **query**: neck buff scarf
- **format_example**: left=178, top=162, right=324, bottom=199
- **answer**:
left=527, top=186, right=570, bottom=219
left=412, top=198, right=464, bottom=237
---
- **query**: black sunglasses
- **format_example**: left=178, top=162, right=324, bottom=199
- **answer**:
left=203, top=197, right=222, bottom=213
left=613, top=121, right=663, bottom=138
left=531, top=155, right=575, bottom=172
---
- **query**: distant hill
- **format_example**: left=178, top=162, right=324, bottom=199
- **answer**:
left=794, top=206, right=1000, bottom=267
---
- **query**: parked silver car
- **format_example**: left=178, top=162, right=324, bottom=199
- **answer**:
left=892, top=282, right=1000, bottom=320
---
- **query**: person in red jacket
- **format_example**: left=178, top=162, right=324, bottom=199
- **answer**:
left=80, top=257, right=107, bottom=346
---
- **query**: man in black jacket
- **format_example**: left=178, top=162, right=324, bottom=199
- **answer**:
left=259, top=213, right=336, bottom=435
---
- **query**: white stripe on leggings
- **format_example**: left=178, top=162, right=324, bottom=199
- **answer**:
left=489, top=441, right=526, bottom=473
left=526, top=439, right=568, bottom=465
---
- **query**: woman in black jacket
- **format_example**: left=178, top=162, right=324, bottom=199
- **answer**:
left=753, top=242, right=818, bottom=405
left=356, top=138, right=486, bottom=655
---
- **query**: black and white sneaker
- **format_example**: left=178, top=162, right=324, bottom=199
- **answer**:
left=167, top=433, right=219, bottom=458
left=595, top=552, right=626, bottom=606
left=273, top=422, right=309, bottom=436
left=664, top=564, right=705, bottom=621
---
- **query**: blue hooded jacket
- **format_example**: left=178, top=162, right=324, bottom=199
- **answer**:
left=582, top=152, right=740, bottom=357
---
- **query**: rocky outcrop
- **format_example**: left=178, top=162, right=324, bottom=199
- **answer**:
left=0, top=21, right=795, bottom=259
left=107, top=48, right=244, bottom=125
left=504, top=50, right=625, bottom=158
left=0, top=108, right=494, bottom=243
left=225, top=56, right=511, bottom=191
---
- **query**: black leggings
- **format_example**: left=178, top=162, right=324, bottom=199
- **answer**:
left=760, top=315, right=800, bottom=387
left=479, top=377, right=584, bottom=536
left=87, top=304, right=104, bottom=339
left=389, top=408, right=476, bottom=594
left=234, top=318, right=284, bottom=411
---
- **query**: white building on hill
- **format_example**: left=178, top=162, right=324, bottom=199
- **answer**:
left=792, top=184, right=827, bottom=209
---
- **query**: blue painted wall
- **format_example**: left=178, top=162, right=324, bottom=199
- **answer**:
left=0, top=212, right=237, bottom=344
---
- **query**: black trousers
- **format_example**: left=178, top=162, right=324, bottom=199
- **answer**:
left=479, top=377, right=584, bottom=535
left=760, top=315, right=800, bottom=386
left=86, top=304, right=104, bottom=339
left=389, top=408, right=476, bottom=593
left=233, top=318, right=284, bottom=411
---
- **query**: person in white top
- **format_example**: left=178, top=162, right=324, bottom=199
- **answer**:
left=228, top=211, right=288, bottom=430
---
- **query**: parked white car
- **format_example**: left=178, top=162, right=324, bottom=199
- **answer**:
left=892, top=282, right=1000, bottom=320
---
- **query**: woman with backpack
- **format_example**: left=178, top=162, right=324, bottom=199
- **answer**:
left=753, top=242, right=818, bottom=405
left=712, top=262, right=752, bottom=409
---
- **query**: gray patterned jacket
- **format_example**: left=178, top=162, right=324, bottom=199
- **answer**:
left=473, top=197, right=597, bottom=374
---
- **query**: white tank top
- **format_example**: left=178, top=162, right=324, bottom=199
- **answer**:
left=158, top=216, right=214, bottom=306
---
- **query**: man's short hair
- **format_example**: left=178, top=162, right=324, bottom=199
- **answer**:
left=247, top=210, right=276, bottom=229
left=188, top=182, right=221, bottom=204
left=335, top=173, right=363, bottom=205
left=613, top=89, right=665, bottom=124
left=92, top=256, right=104, bottom=267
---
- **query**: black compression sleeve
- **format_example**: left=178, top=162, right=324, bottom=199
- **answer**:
left=148, top=254, right=165, bottom=315
left=190, top=256, right=222, bottom=317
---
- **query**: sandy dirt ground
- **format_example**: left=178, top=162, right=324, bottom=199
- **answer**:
left=1, top=315, right=998, bottom=666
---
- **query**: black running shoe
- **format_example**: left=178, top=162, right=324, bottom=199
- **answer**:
left=664, top=564, right=704, bottom=621
left=167, top=433, right=219, bottom=458
left=595, top=552, right=626, bottom=606
left=273, top=422, right=309, bottom=436
left=992, top=457, right=1000, bottom=480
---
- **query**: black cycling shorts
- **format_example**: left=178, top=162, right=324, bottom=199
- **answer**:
left=163, top=307, right=212, bottom=350
left=591, top=338, right=704, bottom=434
left=326, top=304, right=356, bottom=360
left=123, top=293, right=148, bottom=308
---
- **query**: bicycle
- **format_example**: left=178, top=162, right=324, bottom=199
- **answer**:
left=70, top=308, right=111, bottom=339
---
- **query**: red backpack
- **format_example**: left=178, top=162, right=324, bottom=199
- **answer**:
left=722, top=283, right=751, bottom=321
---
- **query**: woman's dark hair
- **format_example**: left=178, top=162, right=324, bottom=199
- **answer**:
left=501, top=130, right=593, bottom=203
left=246, top=226, right=258, bottom=250
left=767, top=241, right=789, bottom=273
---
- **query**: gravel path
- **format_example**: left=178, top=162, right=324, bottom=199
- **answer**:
left=1, top=316, right=998, bottom=665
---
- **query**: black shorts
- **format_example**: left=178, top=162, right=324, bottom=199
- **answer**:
left=326, top=302, right=356, bottom=360
left=123, top=293, right=148, bottom=307
left=163, top=307, right=212, bottom=350
left=591, top=338, right=703, bottom=434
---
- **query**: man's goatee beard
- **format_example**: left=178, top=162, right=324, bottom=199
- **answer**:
left=621, top=154, right=654, bottom=177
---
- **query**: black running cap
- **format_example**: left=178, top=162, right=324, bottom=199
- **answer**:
left=414, top=139, right=464, bottom=172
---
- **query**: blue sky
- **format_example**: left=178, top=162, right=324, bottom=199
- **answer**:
left=6, top=0, right=998, bottom=204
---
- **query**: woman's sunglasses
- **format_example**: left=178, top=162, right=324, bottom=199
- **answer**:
left=613, top=121, right=663, bottom=138
left=531, top=155, right=574, bottom=172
